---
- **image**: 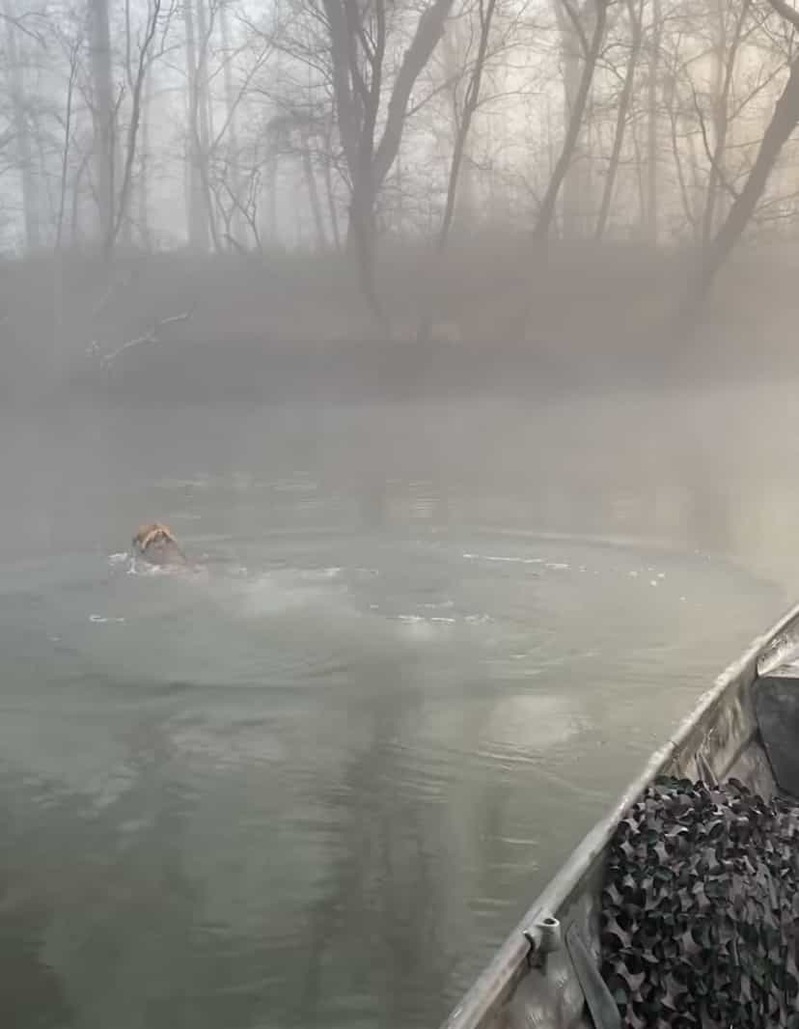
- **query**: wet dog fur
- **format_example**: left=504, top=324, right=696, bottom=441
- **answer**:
left=131, top=522, right=188, bottom=567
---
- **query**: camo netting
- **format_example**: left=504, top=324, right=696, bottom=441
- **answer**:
left=600, top=776, right=799, bottom=1029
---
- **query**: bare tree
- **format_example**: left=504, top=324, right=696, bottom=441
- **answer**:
left=678, top=0, right=799, bottom=326
left=321, top=0, right=456, bottom=324
left=109, top=0, right=174, bottom=254
left=201, top=22, right=275, bottom=250
left=644, top=0, right=660, bottom=241
left=54, top=22, right=83, bottom=252
left=595, top=0, right=643, bottom=238
left=416, top=0, right=499, bottom=341
left=136, top=57, right=154, bottom=248
left=89, top=0, right=115, bottom=247
left=3, top=0, right=41, bottom=250
left=699, top=0, right=752, bottom=244
left=533, top=0, right=610, bottom=241
left=438, top=0, right=498, bottom=251
left=183, top=0, right=211, bottom=249
left=218, top=0, right=244, bottom=245
left=556, top=0, right=595, bottom=236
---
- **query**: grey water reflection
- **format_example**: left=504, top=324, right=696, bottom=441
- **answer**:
left=0, top=384, right=796, bottom=1029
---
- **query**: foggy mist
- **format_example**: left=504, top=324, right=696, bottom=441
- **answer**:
left=3, top=0, right=799, bottom=1024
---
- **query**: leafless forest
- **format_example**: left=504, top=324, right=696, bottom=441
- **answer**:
left=3, top=0, right=799, bottom=398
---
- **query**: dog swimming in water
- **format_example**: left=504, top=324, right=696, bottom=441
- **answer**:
left=131, top=522, right=188, bottom=567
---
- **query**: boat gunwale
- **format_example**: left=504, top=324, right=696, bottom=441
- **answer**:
left=441, top=597, right=799, bottom=1029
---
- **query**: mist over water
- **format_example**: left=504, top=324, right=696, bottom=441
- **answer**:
left=0, top=385, right=792, bottom=1028
left=4, top=0, right=799, bottom=1013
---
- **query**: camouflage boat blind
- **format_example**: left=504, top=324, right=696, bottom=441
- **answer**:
left=601, top=777, right=799, bottom=1029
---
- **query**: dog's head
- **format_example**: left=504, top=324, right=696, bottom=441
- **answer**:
left=132, top=522, right=186, bottom=565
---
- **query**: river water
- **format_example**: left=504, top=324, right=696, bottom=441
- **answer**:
left=0, top=388, right=793, bottom=1028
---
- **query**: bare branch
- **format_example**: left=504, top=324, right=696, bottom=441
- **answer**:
left=767, top=0, right=799, bottom=33
left=690, top=83, right=741, bottom=201
left=0, top=9, right=47, bottom=47
left=91, top=309, right=195, bottom=368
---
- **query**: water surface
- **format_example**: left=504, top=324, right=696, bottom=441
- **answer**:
left=0, top=392, right=789, bottom=1028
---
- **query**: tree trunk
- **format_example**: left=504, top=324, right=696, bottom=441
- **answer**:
left=556, top=0, right=586, bottom=238
left=219, top=0, right=244, bottom=246
left=417, top=0, right=497, bottom=342
left=321, top=139, right=342, bottom=251
left=138, top=67, right=153, bottom=249
left=90, top=0, right=115, bottom=251
left=595, top=0, right=642, bottom=239
left=266, top=154, right=279, bottom=245
left=347, top=172, right=385, bottom=328
left=662, top=60, right=699, bottom=241
left=700, top=0, right=749, bottom=245
left=194, top=0, right=220, bottom=249
left=301, top=133, right=328, bottom=250
left=438, top=0, right=496, bottom=252
left=183, top=0, right=209, bottom=250
left=645, top=0, right=661, bottom=243
left=3, top=0, right=40, bottom=251
left=323, top=0, right=454, bottom=329
left=533, top=0, right=608, bottom=241
left=70, top=151, right=91, bottom=247
left=678, top=54, right=799, bottom=327
left=112, top=0, right=162, bottom=254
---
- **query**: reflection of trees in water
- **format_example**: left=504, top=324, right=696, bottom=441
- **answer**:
left=673, top=444, right=732, bottom=555
left=0, top=776, right=75, bottom=1028
left=345, top=431, right=737, bottom=561
left=47, top=719, right=205, bottom=1027
left=299, top=664, right=455, bottom=1029
left=356, top=478, right=453, bottom=533
left=0, top=718, right=278, bottom=1029
left=295, top=673, right=564, bottom=1028
left=521, top=439, right=736, bottom=556
left=3, top=692, right=467, bottom=1029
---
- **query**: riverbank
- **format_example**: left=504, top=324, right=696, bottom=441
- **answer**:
left=2, top=239, right=798, bottom=405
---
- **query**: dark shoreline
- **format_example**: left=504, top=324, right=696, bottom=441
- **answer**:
left=3, top=243, right=797, bottom=408
left=24, top=336, right=793, bottom=409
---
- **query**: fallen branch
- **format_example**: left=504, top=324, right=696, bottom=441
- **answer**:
left=86, top=308, right=194, bottom=368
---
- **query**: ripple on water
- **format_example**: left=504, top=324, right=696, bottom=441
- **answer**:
left=0, top=526, right=784, bottom=1029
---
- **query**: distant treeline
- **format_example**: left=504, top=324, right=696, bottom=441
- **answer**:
left=3, top=0, right=799, bottom=329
